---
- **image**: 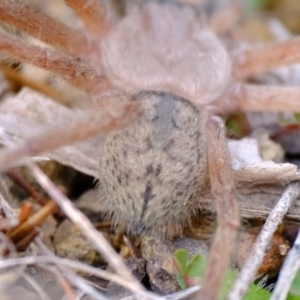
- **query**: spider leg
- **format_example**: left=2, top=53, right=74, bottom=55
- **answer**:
left=0, top=31, right=110, bottom=92
left=195, top=116, right=240, bottom=300
left=0, top=0, right=90, bottom=57
left=232, top=37, right=300, bottom=80
left=223, top=83, right=300, bottom=113
left=0, top=98, right=140, bottom=172
left=65, top=0, right=111, bottom=38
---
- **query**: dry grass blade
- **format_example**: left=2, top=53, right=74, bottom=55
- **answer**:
left=7, top=200, right=57, bottom=243
left=228, top=182, right=300, bottom=300
left=21, top=272, right=52, bottom=300
left=270, top=227, right=300, bottom=300
left=26, top=163, right=151, bottom=299
left=0, top=254, right=154, bottom=299
left=35, top=239, right=108, bottom=300
left=162, top=286, right=200, bottom=300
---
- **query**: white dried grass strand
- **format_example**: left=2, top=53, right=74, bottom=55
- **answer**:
left=26, top=162, right=151, bottom=299
left=0, top=116, right=149, bottom=299
left=21, top=272, right=52, bottom=300
left=0, top=176, right=18, bottom=220
left=228, top=182, right=300, bottom=300
left=270, top=228, right=300, bottom=300
left=38, top=261, right=104, bottom=300
left=37, top=238, right=150, bottom=294
left=0, top=255, right=156, bottom=299
left=162, top=285, right=200, bottom=300
left=119, top=285, right=200, bottom=300
left=60, top=290, right=86, bottom=300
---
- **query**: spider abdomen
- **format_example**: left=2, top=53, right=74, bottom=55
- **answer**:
left=98, top=91, right=208, bottom=237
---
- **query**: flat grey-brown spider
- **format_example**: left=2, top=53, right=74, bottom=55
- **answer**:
left=1, top=0, right=300, bottom=299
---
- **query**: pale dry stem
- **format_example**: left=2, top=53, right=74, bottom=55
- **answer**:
left=232, top=36, right=300, bottom=80
left=0, top=176, right=17, bottom=220
left=162, top=286, right=200, bottom=300
left=195, top=116, right=240, bottom=300
left=228, top=182, right=300, bottom=300
left=0, top=0, right=89, bottom=56
left=271, top=222, right=300, bottom=300
left=35, top=238, right=107, bottom=300
left=21, top=272, right=53, bottom=300
left=27, top=163, right=151, bottom=299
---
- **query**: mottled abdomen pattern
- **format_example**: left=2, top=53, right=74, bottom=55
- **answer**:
left=98, top=91, right=208, bottom=237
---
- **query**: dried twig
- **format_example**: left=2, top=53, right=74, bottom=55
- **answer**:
left=270, top=228, right=300, bottom=300
left=26, top=163, right=151, bottom=299
left=228, top=182, right=300, bottom=300
left=162, top=285, right=200, bottom=300
left=35, top=239, right=107, bottom=300
left=119, top=285, right=201, bottom=300
left=0, top=115, right=149, bottom=298
left=0, top=254, right=154, bottom=299
left=21, top=272, right=52, bottom=300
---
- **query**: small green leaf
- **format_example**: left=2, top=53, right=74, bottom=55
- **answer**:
left=174, top=250, right=273, bottom=299
left=185, top=254, right=206, bottom=277
left=174, top=249, right=188, bottom=274
left=177, top=273, right=187, bottom=290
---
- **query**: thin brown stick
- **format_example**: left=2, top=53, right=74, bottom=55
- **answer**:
left=14, top=228, right=38, bottom=251
left=0, top=0, right=89, bottom=56
left=0, top=32, right=101, bottom=90
left=7, top=170, right=47, bottom=206
left=195, top=116, right=240, bottom=300
left=232, top=36, right=300, bottom=80
left=17, top=201, right=33, bottom=223
left=8, top=200, right=57, bottom=242
left=65, top=0, right=110, bottom=37
left=0, top=101, right=140, bottom=171
left=0, top=65, right=62, bottom=101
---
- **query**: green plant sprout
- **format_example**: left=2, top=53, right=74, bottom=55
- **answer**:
left=173, top=249, right=299, bottom=300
